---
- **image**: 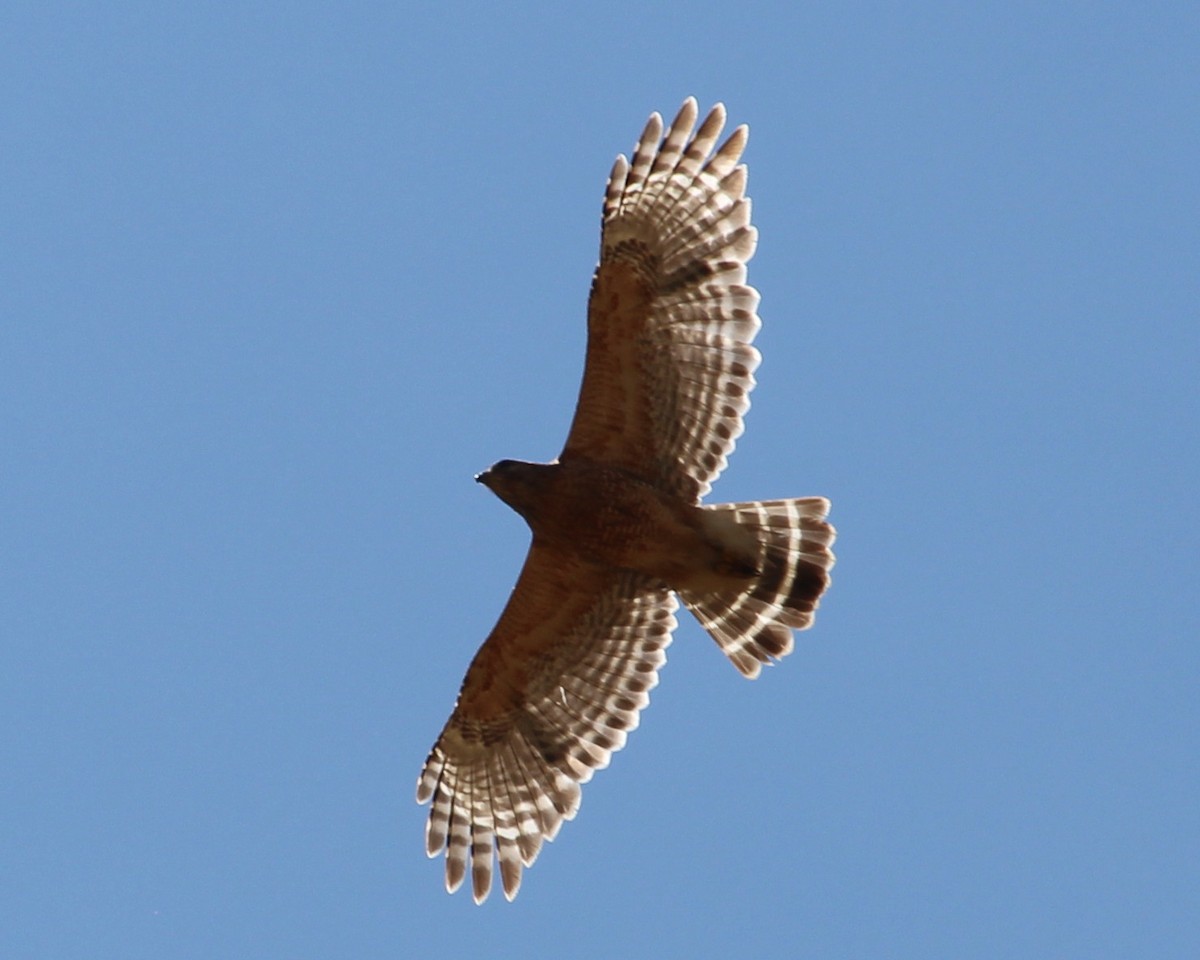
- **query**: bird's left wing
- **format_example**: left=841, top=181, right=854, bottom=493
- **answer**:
left=417, top=541, right=677, bottom=903
left=560, top=99, right=762, bottom=502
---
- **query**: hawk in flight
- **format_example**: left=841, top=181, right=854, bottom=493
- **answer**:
left=417, top=99, right=835, bottom=902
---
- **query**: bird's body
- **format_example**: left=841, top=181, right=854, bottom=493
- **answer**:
left=418, top=99, right=836, bottom=903
left=479, top=458, right=754, bottom=586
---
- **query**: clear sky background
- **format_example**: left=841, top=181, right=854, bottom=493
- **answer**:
left=3, top=3, right=1197, bottom=958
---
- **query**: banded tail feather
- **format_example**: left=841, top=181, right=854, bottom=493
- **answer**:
left=679, top=497, right=835, bottom=678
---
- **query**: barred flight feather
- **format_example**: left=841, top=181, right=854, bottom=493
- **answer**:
left=563, top=98, right=763, bottom=502
left=418, top=571, right=676, bottom=902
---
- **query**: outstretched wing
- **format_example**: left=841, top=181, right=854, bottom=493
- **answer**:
left=417, top=544, right=677, bottom=903
left=560, top=98, right=762, bottom=503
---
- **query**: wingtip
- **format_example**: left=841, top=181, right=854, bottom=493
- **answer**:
left=640, top=110, right=664, bottom=143
left=501, top=860, right=523, bottom=901
left=672, top=96, right=700, bottom=129
left=472, top=871, right=491, bottom=905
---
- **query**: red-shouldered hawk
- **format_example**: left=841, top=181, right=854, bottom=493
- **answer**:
left=417, top=99, right=836, bottom=903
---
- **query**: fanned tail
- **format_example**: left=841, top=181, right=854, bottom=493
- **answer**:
left=679, top=497, right=835, bottom=678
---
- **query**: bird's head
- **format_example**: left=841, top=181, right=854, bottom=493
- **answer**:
left=475, top=459, right=553, bottom=520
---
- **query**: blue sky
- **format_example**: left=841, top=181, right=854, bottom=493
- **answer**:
left=3, top=2, right=1197, bottom=957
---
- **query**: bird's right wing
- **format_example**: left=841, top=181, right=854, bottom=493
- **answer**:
left=417, top=542, right=677, bottom=903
